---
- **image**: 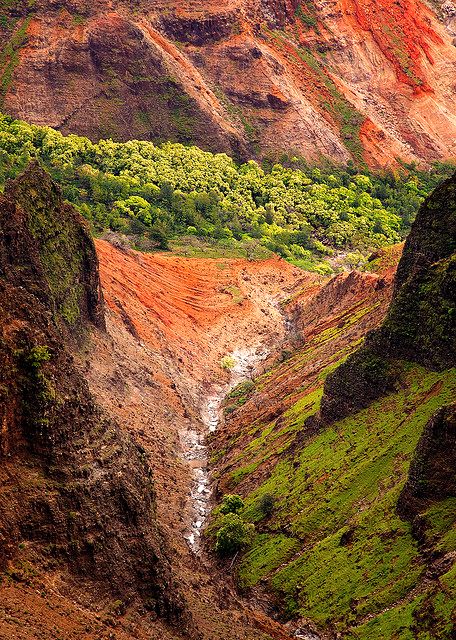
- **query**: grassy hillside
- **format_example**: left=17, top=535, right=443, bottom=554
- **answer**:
left=208, top=281, right=456, bottom=638
left=0, top=114, right=453, bottom=273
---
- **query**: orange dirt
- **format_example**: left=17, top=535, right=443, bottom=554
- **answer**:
left=3, top=0, right=456, bottom=164
left=345, top=0, right=442, bottom=92
left=0, top=236, right=314, bottom=640
left=95, top=239, right=312, bottom=386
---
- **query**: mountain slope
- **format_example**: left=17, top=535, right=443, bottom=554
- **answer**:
left=209, top=176, right=456, bottom=638
left=0, top=164, right=185, bottom=640
left=0, top=163, right=311, bottom=640
left=1, top=0, right=456, bottom=165
left=317, top=169, right=456, bottom=424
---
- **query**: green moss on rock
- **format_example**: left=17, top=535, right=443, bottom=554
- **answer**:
left=0, top=162, right=105, bottom=336
left=316, top=172, right=456, bottom=425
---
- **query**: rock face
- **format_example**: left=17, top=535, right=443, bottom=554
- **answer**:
left=316, top=172, right=456, bottom=425
left=0, top=162, right=105, bottom=338
left=0, top=164, right=180, bottom=624
left=398, top=403, right=456, bottom=519
left=1, top=0, right=456, bottom=165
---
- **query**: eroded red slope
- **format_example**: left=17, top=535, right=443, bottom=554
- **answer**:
left=1, top=0, right=455, bottom=165
left=95, top=238, right=311, bottom=384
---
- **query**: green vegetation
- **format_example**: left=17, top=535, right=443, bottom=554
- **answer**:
left=224, top=285, right=244, bottom=304
left=295, top=2, right=318, bottom=30
left=220, top=355, right=236, bottom=370
left=71, top=14, right=86, bottom=26
left=257, top=493, right=276, bottom=517
left=19, top=343, right=56, bottom=431
left=24, top=345, right=51, bottom=371
left=228, top=380, right=255, bottom=400
left=224, top=380, right=255, bottom=413
left=220, top=494, right=245, bottom=515
left=0, top=17, right=32, bottom=103
left=425, top=498, right=456, bottom=553
left=380, top=247, right=456, bottom=370
left=0, top=114, right=453, bottom=272
left=211, top=341, right=456, bottom=636
left=11, top=165, right=93, bottom=327
left=215, top=513, right=255, bottom=557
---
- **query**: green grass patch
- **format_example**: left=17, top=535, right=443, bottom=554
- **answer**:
left=239, top=534, right=299, bottom=588
left=219, top=365, right=456, bottom=633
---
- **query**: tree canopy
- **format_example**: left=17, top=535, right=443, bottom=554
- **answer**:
left=0, top=113, right=453, bottom=272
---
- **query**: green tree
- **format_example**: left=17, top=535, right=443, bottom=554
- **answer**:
left=220, top=494, right=244, bottom=515
left=215, top=513, right=255, bottom=556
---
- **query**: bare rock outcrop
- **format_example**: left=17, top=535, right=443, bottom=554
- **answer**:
left=398, top=403, right=456, bottom=520
left=1, top=0, right=456, bottom=164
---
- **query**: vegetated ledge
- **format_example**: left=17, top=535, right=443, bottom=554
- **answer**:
left=0, top=164, right=186, bottom=632
left=310, top=170, right=456, bottom=428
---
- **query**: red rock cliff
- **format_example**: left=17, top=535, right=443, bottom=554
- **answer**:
left=1, top=0, right=456, bottom=165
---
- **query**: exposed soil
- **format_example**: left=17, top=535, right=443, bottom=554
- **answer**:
left=0, top=175, right=404, bottom=639
left=212, top=245, right=401, bottom=499
left=75, top=239, right=318, bottom=638
left=0, top=167, right=182, bottom=640
left=91, top=238, right=309, bottom=535
left=0, top=171, right=408, bottom=639
left=1, top=0, right=456, bottom=164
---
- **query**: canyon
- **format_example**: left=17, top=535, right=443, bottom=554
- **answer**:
left=1, top=0, right=456, bottom=166
left=0, top=160, right=454, bottom=638
left=0, top=163, right=314, bottom=639
left=1, top=0, right=455, bottom=634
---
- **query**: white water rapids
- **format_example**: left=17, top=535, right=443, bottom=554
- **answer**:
left=180, top=347, right=268, bottom=553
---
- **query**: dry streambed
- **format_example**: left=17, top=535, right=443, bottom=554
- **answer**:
left=180, top=347, right=269, bottom=552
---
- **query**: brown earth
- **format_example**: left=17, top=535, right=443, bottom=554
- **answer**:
left=82, top=241, right=404, bottom=639
left=89, top=239, right=308, bottom=548
left=0, top=166, right=184, bottom=640
left=72, top=240, right=318, bottom=639
left=0, top=167, right=409, bottom=639
left=1, top=0, right=456, bottom=165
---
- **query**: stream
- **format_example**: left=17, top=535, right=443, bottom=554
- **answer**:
left=180, top=347, right=269, bottom=553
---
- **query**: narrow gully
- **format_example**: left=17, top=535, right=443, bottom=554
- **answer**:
left=180, top=346, right=269, bottom=552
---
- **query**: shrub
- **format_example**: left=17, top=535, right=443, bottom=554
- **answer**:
left=25, top=345, right=51, bottom=371
left=215, top=513, right=255, bottom=556
left=228, top=380, right=255, bottom=399
left=147, top=224, right=170, bottom=250
left=223, top=404, right=237, bottom=417
left=258, top=493, right=276, bottom=517
left=220, top=355, right=236, bottom=370
left=220, top=494, right=244, bottom=515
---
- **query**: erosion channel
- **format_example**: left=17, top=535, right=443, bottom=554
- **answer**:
left=181, top=347, right=269, bottom=552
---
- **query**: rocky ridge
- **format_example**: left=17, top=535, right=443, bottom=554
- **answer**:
left=316, top=171, right=456, bottom=425
left=1, top=0, right=456, bottom=165
left=0, top=164, right=186, bottom=639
